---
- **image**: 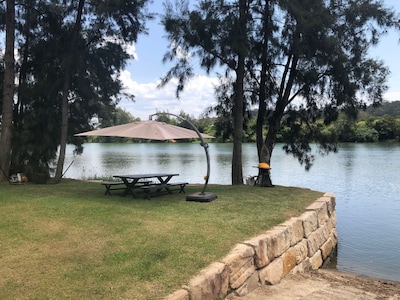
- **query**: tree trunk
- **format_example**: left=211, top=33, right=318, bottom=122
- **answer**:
left=256, top=59, right=267, bottom=160
left=256, top=0, right=273, bottom=161
left=231, top=0, right=248, bottom=185
left=54, top=0, right=85, bottom=183
left=261, top=52, right=299, bottom=165
left=0, top=0, right=15, bottom=182
left=232, top=61, right=245, bottom=185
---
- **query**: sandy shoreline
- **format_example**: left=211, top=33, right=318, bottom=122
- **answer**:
left=226, top=269, right=400, bottom=299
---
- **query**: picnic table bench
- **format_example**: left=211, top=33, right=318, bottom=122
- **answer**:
left=101, top=181, right=125, bottom=195
left=140, top=182, right=188, bottom=199
left=101, top=180, right=151, bottom=195
left=112, top=173, right=180, bottom=197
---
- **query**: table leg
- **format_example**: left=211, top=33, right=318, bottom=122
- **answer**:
left=156, top=175, right=174, bottom=193
left=121, top=178, right=140, bottom=197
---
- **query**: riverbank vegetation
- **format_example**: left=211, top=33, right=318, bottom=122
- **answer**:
left=90, top=101, right=400, bottom=144
left=0, top=180, right=322, bottom=299
left=216, top=100, right=400, bottom=143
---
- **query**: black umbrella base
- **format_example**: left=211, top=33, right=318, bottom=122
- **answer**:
left=186, top=192, right=217, bottom=202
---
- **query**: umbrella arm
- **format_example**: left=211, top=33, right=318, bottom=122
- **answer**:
left=149, top=113, right=217, bottom=202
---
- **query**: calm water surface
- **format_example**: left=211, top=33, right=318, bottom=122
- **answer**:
left=64, top=142, right=400, bottom=282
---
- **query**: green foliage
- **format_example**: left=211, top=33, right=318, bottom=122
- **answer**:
left=161, top=0, right=398, bottom=172
left=366, top=101, right=400, bottom=117
left=2, top=0, right=151, bottom=177
left=206, top=100, right=400, bottom=144
left=373, top=115, right=398, bottom=140
left=355, top=122, right=379, bottom=142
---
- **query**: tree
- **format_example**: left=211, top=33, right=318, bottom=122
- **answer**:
left=248, top=0, right=398, bottom=170
left=373, top=115, right=397, bottom=140
left=161, top=0, right=398, bottom=185
left=0, top=0, right=15, bottom=182
left=160, top=0, right=251, bottom=184
left=54, top=0, right=85, bottom=183
left=1, top=0, right=151, bottom=182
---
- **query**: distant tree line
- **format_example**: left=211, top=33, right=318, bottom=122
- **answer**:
left=206, top=101, right=400, bottom=143
left=100, top=101, right=400, bottom=144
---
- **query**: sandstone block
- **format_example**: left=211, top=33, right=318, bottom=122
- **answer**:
left=233, top=271, right=260, bottom=297
left=299, top=210, right=318, bottom=238
left=325, top=216, right=334, bottom=233
left=331, top=211, right=337, bottom=227
left=222, top=244, right=255, bottom=289
left=243, top=234, right=270, bottom=268
left=307, top=226, right=326, bottom=257
left=259, top=257, right=283, bottom=285
left=222, top=244, right=254, bottom=271
left=266, top=226, right=291, bottom=258
left=310, top=250, right=323, bottom=270
left=165, top=289, right=189, bottom=300
left=293, top=239, right=308, bottom=264
left=229, top=259, right=255, bottom=289
left=330, top=230, right=338, bottom=248
left=320, top=237, right=334, bottom=260
left=279, top=217, right=304, bottom=246
left=323, top=192, right=336, bottom=213
left=282, top=247, right=297, bottom=276
left=321, top=222, right=331, bottom=240
left=306, top=200, right=329, bottom=227
left=289, top=257, right=311, bottom=275
left=188, top=262, right=229, bottom=300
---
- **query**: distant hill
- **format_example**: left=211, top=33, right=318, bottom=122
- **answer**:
left=365, top=101, right=400, bottom=117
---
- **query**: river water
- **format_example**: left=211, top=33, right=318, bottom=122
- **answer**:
left=63, top=142, right=400, bottom=282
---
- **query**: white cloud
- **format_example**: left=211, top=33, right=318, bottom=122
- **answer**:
left=119, top=65, right=400, bottom=120
left=384, top=90, right=400, bottom=102
left=119, top=70, right=219, bottom=120
left=125, top=43, right=137, bottom=60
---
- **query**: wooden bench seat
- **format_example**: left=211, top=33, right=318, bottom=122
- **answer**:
left=101, top=181, right=126, bottom=195
left=140, top=182, right=188, bottom=199
left=102, top=180, right=152, bottom=196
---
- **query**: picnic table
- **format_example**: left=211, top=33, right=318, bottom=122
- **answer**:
left=112, top=173, right=188, bottom=199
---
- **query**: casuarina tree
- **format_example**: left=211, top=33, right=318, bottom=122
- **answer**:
left=0, top=0, right=151, bottom=183
left=161, top=0, right=251, bottom=185
left=160, top=0, right=398, bottom=185
left=0, top=0, right=15, bottom=182
left=251, top=0, right=398, bottom=171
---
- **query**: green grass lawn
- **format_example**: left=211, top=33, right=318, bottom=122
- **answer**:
left=0, top=180, right=323, bottom=299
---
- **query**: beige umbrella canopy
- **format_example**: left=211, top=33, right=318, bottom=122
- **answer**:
left=75, top=120, right=214, bottom=140
left=75, top=115, right=217, bottom=202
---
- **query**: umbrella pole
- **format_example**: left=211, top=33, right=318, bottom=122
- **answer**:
left=149, top=113, right=217, bottom=202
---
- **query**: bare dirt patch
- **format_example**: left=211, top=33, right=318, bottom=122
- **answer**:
left=226, top=269, right=400, bottom=299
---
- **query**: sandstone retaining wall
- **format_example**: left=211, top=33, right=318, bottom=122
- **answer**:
left=167, top=192, right=337, bottom=300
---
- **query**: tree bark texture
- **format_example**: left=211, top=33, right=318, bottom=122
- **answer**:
left=0, top=0, right=15, bottom=182
left=231, top=0, right=248, bottom=185
left=54, top=0, right=85, bottom=183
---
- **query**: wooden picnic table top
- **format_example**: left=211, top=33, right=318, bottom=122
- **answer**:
left=112, top=173, right=180, bottom=197
left=113, top=173, right=179, bottom=180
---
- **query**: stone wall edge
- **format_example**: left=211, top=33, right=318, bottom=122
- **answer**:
left=166, top=192, right=337, bottom=300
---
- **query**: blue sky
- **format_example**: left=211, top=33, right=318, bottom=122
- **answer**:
left=119, top=0, right=400, bottom=120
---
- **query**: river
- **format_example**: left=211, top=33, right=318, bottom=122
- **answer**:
left=63, top=142, right=400, bottom=282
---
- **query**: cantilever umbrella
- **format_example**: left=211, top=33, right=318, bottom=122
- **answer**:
left=75, top=120, right=214, bottom=141
left=75, top=117, right=217, bottom=202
